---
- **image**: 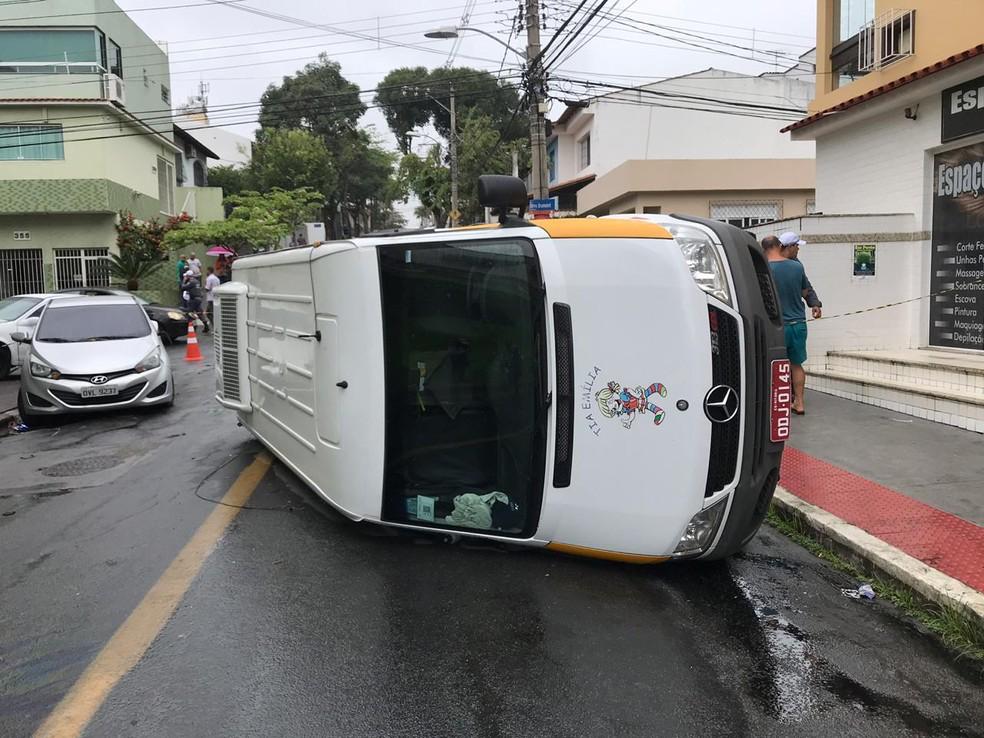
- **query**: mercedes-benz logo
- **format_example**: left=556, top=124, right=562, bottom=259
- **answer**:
left=703, top=385, right=739, bottom=423
left=90, top=375, right=109, bottom=385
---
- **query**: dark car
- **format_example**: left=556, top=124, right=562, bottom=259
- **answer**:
left=56, top=288, right=189, bottom=344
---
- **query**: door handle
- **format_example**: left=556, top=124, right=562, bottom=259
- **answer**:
left=336, top=380, right=348, bottom=389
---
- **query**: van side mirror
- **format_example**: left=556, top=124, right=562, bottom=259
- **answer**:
left=151, top=320, right=160, bottom=334
left=11, top=331, right=30, bottom=344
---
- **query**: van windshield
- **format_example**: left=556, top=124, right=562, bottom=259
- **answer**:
left=379, top=238, right=547, bottom=537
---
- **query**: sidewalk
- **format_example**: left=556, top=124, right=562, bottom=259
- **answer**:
left=775, top=389, right=984, bottom=620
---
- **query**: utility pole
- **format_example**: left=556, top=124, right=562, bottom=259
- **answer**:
left=449, top=84, right=460, bottom=227
left=525, top=0, right=549, bottom=202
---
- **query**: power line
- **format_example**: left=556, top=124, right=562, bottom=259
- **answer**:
left=542, top=0, right=610, bottom=70
left=0, top=0, right=248, bottom=21
left=2, top=69, right=524, bottom=137
left=549, top=0, right=808, bottom=67
left=551, top=0, right=639, bottom=69
left=0, top=77, right=526, bottom=150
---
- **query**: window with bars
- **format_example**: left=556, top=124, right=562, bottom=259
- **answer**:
left=709, top=201, right=780, bottom=230
left=0, top=124, right=64, bottom=160
left=0, top=248, right=44, bottom=299
left=53, top=248, right=110, bottom=290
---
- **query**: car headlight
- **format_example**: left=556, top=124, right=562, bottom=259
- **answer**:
left=166, top=311, right=185, bottom=321
left=31, top=358, right=60, bottom=379
left=666, top=224, right=732, bottom=306
left=134, top=348, right=162, bottom=372
left=673, top=496, right=729, bottom=557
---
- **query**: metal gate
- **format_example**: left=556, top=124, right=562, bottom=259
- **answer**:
left=53, top=248, right=111, bottom=290
left=0, top=248, right=45, bottom=298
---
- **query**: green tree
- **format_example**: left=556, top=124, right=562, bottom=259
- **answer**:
left=163, top=188, right=323, bottom=253
left=206, top=165, right=252, bottom=199
left=259, top=55, right=365, bottom=141
left=249, top=128, right=336, bottom=197
left=399, top=145, right=451, bottom=227
left=374, top=66, right=525, bottom=153
left=374, top=66, right=435, bottom=154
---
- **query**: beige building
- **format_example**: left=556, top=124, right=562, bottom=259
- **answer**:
left=547, top=65, right=817, bottom=226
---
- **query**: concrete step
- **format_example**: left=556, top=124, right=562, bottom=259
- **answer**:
left=826, top=349, right=984, bottom=397
left=810, top=368, right=984, bottom=433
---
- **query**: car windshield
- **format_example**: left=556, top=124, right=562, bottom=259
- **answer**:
left=36, top=304, right=151, bottom=342
left=0, top=296, right=41, bottom=321
left=378, top=238, right=547, bottom=538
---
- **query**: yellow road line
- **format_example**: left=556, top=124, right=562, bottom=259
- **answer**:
left=33, top=453, right=272, bottom=738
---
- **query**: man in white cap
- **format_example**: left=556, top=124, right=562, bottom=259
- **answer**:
left=779, top=231, right=822, bottom=313
left=763, top=233, right=820, bottom=415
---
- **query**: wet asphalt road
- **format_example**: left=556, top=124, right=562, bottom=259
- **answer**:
left=1, top=340, right=982, bottom=737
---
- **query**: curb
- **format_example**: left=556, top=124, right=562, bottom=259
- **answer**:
left=773, top=486, right=984, bottom=627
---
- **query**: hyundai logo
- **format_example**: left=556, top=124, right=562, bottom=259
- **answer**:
left=90, top=375, right=109, bottom=385
left=703, top=385, right=739, bottom=423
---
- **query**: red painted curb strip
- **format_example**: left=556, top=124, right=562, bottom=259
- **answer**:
left=780, top=447, right=984, bottom=593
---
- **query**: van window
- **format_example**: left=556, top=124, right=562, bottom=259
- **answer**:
left=378, top=238, right=548, bottom=537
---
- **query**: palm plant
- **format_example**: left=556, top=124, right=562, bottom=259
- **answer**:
left=105, top=249, right=164, bottom=291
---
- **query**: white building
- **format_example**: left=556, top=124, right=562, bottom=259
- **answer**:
left=174, top=87, right=252, bottom=169
left=546, top=63, right=817, bottom=225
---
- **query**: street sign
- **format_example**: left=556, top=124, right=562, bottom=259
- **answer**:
left=530, top=197, right=558, bottom=212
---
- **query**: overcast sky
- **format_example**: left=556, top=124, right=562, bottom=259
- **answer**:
left=115, top=0, right=817, bottom=152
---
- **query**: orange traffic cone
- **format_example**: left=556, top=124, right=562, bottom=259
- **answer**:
left=185, top=320, right=203, bottom=362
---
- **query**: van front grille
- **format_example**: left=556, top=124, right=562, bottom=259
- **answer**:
left=705, top=306, right=741, bottom=496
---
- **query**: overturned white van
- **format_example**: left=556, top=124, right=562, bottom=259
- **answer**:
left=214, top=176, right=789, bottom=563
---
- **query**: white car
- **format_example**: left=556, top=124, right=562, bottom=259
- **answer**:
left=14, top=295, right=174, bottom=424
left=0, top=293, right=75, bottom=379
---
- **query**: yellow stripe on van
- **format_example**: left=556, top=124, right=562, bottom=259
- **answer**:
left=533, top=217, right=673, bottom=239
left=546, top=542, right=671, bottom=564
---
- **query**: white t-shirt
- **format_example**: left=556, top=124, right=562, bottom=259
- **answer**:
left=188, top=257, right=202, bottom=276
left=205, top=273, right=221, bottom=302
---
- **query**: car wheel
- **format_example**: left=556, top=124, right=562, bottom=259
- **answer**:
left=17, top=391, right=46, bottom=428
left=0, top=343, right=11, bottom=379
left=159, top=331, right=173, bottom=346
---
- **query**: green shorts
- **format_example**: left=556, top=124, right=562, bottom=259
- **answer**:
left=784, top=322, right=808, bottom=365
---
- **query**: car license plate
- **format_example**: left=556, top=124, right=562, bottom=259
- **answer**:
left=770, top=359, right=792, bottom=442
left=81, top=386, right=119, bottom=399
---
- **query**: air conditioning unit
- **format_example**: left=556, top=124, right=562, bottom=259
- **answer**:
left=103, top=74, right=126, bottom=106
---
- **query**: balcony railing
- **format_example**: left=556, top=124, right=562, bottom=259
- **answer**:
left=858, top=9, right=915, bottom=72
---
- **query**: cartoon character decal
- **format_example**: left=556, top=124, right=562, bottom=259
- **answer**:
left=595, top=381, right=668, bottom=429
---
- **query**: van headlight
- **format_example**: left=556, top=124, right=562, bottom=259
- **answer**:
left=673, top=496, right=729, bottom=556
left=134, top=348, right=162, bottom=372
left=666, top=224, right=732, bottom=306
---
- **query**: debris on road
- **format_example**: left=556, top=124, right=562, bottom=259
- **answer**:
left=841, top=584, right=876, bottom=600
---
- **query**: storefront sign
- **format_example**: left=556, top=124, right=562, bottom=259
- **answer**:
left=853, top=244, right=876, bottom=276
left=942, top=74, right=984, bottom=143
left=930, top=142, right=984, bottom=350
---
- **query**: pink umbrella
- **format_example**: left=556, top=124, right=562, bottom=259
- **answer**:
left=206, top=245, right=236, bottom=256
